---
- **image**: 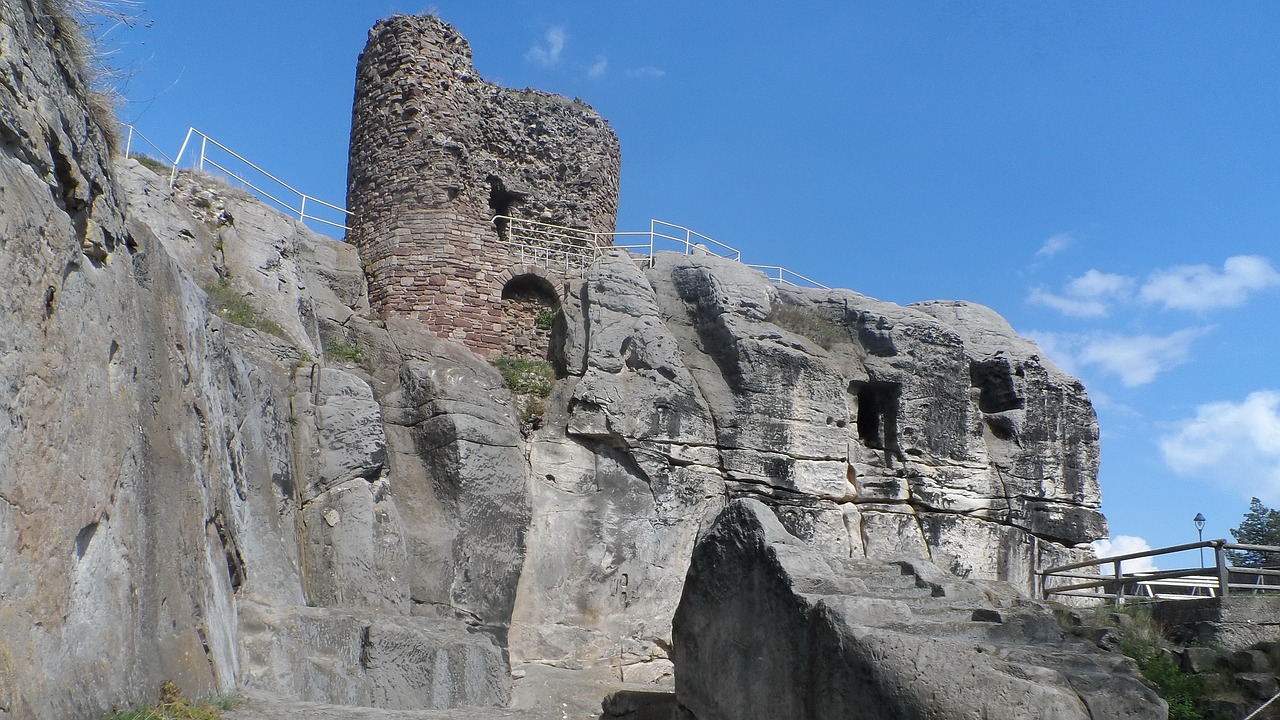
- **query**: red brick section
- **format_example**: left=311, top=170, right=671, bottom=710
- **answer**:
left=347, top=15, right=621, bottom=357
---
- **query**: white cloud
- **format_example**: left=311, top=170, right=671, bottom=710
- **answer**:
left=1028, top=329, right=1204, bottom=386
left=587, top=56, right=608, bottom=78
left=1036, top=233, right=1073, bottom=258
left=627, top=65, right=665, bottom=78
left=525, top=27, right=567, bottom=67
left=1068, top=269, right=1134, bottom=299
left=1160, top=390, right=1280, bottom=503
left=1078, top=329, right=1203, bottom=387
left=1028, top=269, right=1134, bottom=318
left=1140, top=255, right=1280, bottom=311
left=1092, top=536, right=1159, bottom=573
left=1027, top=289, right=1109, bottom=318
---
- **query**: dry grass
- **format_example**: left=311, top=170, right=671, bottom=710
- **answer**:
left=44, top=0, right=143, bottom=155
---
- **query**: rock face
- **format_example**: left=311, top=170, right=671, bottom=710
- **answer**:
left=672, top=499, right=1164, bottom=720
left=509, top=252, right=1105, bottom=678
left=347, top=14, right=621, bottom=356
left=0, top=5, right=1134, bottom=718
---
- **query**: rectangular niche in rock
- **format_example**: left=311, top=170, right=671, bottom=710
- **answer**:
left=850, top=380, right=901, bottom=457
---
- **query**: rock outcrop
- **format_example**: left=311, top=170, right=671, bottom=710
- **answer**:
left=0, top=5, right=1137, bottom=718
left=510, top=251, right=1105, bottom=677
left=673, top=499, right=1163, bottom=720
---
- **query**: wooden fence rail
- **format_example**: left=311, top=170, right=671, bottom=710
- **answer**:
left=1039, top=539, right=1280, bottom=603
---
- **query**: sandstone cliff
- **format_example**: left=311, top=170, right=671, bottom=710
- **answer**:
left=0, top=5, right=1139, bottom=718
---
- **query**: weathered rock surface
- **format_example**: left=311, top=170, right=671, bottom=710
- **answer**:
left=370, top=320, right=531, bottom=640
left=673, top=499, right=1164, bottom=720
left=1, top=4, right=1137, bottom=717
left=238, top=600, right=511, bottom=710
left=507, top=251, right=1105, bottom=677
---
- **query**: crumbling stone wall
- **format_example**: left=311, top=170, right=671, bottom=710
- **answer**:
left=347, top=15, right=621, bottom=356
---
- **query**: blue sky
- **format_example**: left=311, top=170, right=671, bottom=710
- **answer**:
left=102, top=2, right=1280, bottom=560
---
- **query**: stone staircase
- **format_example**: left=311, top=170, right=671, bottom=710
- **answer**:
left=672, top=499, right=1166, bottom=720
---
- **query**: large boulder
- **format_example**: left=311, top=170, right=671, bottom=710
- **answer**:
left=672, top=499, right=1165, bottom=720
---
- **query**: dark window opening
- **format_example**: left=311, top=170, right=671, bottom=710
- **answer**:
left=488, top=176, right=524, bottom=242
left=851, top=381, right=901, bottom=453
left=970, top=359, right=1024, bottom=414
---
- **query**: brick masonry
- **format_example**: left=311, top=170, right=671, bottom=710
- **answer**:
left=347, top=15, right=621, bottom=357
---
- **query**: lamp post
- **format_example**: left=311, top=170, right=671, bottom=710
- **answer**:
left=1194, top=513, right=1206, bottom=569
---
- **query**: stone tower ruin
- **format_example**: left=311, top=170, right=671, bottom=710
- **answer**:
left=346, top=15, right=622, bottom=357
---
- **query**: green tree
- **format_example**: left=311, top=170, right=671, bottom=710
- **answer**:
left=1228, top=498, right=1280, bottom=567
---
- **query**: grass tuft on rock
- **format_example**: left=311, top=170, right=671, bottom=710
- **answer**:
left=1095, top=605, right=1207, bottom=720
left=768, top=302, right=847, bottom=350
left=324, top=342, right=365, bottom=364
left=130, top=153, right=172, bottom=175
left=204, top=282, right=289, bottom=340
left=493, top=357, right=555, bottom=398
left=102, top=680, right=238, bottom=720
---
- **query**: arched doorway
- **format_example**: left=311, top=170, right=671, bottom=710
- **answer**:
left=501, top=273, right=560, bottom=359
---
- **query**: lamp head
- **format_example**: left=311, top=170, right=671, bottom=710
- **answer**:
left=1194, top=513, right=1206, bottom=531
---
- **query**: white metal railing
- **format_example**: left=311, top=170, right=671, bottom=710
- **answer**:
left=123, top=125, right=177, bottom=166
left=748, top=265, right=830, bottom=290
left=120, top=124, right=826, bottom=286
left=167, top=127, right=352, bottom=232
left=491, top=215, right=827, bottom=289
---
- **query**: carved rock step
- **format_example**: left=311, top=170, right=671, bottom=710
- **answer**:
left=672, top=500, right=1165, bottom=720
left=226, top=661, right=669, bottom=720
left=238, top=600, right=511, bottom=711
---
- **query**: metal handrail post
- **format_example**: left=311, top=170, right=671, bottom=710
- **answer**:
left=169, top=127, right=196, bottom=188
left=199, top=135, right=208, bottom=172
left=1216, top=541, right=1230, bottom=597
left=124, top=126, right=134, bottom=157
left=299, top=195, right=307, bottom=222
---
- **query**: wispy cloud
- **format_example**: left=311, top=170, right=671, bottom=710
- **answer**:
left=627, top=65, right=665, bottom=78
left=587, top=56, right=608, bottom=78
left=1160, top=390, right=1280, bottom=503
left=1036, top=233, right=1073, bottom=259
left=1029, top=329, right=1205, bottom=387
left=1092, top=536, right=1159, bottom=572
left=1028, top=269, right=1135, bottom=318
left=1027, top=289, right=1109, bottom=318
left=1140, top=255, right=1280, bottom=311
left=1078, top=329, right=1204, bottom=387
left=525, top=27, right=567, bottom=67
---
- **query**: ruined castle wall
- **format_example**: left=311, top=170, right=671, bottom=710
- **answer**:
left=347, top=15, right=621, bottom=356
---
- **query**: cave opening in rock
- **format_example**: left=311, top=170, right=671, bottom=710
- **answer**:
left=970, top=358, right=1024, bottom=414
left=852, top=381, right=901, bottom=453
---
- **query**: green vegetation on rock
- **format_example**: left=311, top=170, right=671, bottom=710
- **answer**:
left=493, top=356, right=555, bottom=397
left=493, top=357, right=555, bottom=430
left=204, top=282, right=289, bottom=340
left=129, top=153, right=172, bottom=174
left=1093, top=606, right=1207, bottom=720
left=768, top=302, right=847, bottom=350
left=324, top=342, right=365, bottom=364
